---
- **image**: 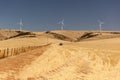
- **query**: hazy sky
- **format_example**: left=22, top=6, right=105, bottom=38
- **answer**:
left=0, top=0, right=120, bottom=31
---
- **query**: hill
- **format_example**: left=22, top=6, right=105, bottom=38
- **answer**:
left=0, top=42, right=120, bottom=80
left=0, top=30, right=120, bottom=80
left=35, top=30, right=120, bottom=42
left=0, top=30, right=36, bottom=40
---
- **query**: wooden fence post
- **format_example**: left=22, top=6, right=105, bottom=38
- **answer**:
left=11, top=48, right=13, bottom=56
left=7, top=48, right=9, bottom=57
left=3, top=49, right=6, bottom=58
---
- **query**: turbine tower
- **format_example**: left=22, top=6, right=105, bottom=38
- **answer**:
left=18, top=19, right=23, bottom=31
left=58, top=19, right=64, bottom=30
left=98, top=20, right=104, bottom=34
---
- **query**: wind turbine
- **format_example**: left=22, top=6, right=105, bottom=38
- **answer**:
left=58, top=19, right=64, bottom=30
left=18, top=19, right=23, bottom=31
left=98, top=20, right=104, bottom=34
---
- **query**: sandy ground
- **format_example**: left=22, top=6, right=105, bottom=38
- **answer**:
left=0, top=30, right=120, bottom=80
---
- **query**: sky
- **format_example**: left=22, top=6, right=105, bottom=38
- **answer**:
left=0, top=0, right=120, bottom=31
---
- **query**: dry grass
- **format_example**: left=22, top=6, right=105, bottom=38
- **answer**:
left=0, top=30, right=120, bottom=80
left=14, top=44, right=120, bottom=80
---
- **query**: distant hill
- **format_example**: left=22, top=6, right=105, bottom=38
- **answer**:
left=36, top=30, right=120, bottom=42
left=0, top=30, right=36, bottom=40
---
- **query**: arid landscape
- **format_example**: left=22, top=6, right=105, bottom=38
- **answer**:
left=0, top=30, right=120, bottom=80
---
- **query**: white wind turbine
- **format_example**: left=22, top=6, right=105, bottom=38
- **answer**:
left=98, top=20, right=104, bottom=34
left=58, top=19, right=64, bottom=30
left=18, top=19, right=23, bottom=31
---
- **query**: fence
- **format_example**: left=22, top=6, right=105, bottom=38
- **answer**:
left=0, top=45, right=42, bottom=59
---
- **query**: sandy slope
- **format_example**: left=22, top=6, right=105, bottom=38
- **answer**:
left=0, top=30, right=120, bottom=80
